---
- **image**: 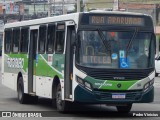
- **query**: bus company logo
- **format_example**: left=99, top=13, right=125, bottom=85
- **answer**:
left=117, top=83, right=122, bottom=88
left=7, top=58, right=24, bottom=69
left=113, top=77, right=125, bottom=80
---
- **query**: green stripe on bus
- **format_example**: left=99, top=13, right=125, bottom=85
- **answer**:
left=99, top=80, right=137, bottom=90
left=85, top=76, right=138, bottom=90
left=36, top=55, right=63, bottom=78
left=5, top=54, right=63, bottom=79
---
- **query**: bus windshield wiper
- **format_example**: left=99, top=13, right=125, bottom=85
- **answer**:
left=97, top=28, right=111, bottom=51
left=126, top=29, right=138, bottom=57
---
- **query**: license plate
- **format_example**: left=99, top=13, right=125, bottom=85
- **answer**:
left=112, top=93, right=126, bottom=99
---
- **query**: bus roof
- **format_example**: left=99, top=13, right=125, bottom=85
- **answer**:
left=4, top=11, right=151, bottom=29
left=88, top=10, right=150, bottom=16
left=4, top=13, right=79, bottom=29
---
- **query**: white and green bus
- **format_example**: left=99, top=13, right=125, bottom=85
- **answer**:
left=2, top=11, right=156, bottom=113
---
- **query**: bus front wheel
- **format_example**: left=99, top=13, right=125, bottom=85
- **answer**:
left=56, top=83, right=70, bottom=112
left=116, top=104, right=132, bottom=113
left=17, top=77, right=28, bottom=104
left=17, top=77, right=38, bottom=104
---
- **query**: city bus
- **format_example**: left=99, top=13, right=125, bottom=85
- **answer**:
left=2, top=11, right=156, bottom=113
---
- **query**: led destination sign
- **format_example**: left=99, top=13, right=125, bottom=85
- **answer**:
left=107, top=16, right=143, bottom=25
left=89, top=16, right=144, bottom=26
left=90, top=16, right=105, bottom=24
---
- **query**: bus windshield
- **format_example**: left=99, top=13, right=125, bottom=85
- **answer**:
left=77, top=30, right=154, bottom=69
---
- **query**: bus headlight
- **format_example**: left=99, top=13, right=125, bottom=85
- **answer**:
left=84, top=82, right=91, bottom=89
left=76, top=76, right=92, bottom=91
left=149, top=78, right=154, bottom=86
left=143, top=79, right=154, bottom=92
left=77, top=77, right=84, bottom=85
left=144, top=83, right=149, bottom=90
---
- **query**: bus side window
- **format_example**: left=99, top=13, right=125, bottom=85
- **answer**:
left=20, top=28, right=29, bottom=53
left=39, top=25, right=47, bottom=53
left=13, top=28, right=20, bottom=53
left=55, top=31, right=65, bottom=53
left=47, top=24, right=55, bottom=53
left=5, top=29, right=12, bottom=53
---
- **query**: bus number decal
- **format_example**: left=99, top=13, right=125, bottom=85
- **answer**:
left=7, top=58, right=24, bottom=69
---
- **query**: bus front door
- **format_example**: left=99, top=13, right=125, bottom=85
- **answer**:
left=28, top=29, right=38, bottom=94
left=65, top=24, right=75, bottom=99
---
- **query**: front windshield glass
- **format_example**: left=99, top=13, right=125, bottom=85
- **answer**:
left=77, top=30, right=154, bottom=69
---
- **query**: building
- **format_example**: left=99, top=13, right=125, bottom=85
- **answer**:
left=119, top=3, right=160, bottom=25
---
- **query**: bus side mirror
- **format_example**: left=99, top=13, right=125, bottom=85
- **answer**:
left=71, top=36, right=76, bottom=47
left=76, top=35, right=81, bottom=48
left=151, top=34, right=156, bottom=54
left=71, top=30, right=76, bottom=46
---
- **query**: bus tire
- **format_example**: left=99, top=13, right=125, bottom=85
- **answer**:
left=17, top=77, right=29, bottom=104
left=52, top=98, right=56, bottom=108
left=56, top=83, right=70, bottom=112
left=155, top=73, right=158, bottom=77
left=28, top=96, right=38, bottom=104
left=116, top=104, right=132, bottom=113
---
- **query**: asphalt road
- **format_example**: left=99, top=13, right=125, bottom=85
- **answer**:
left=0, top=57, right=160, bottom=119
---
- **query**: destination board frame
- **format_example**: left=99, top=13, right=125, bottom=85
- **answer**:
left=80, top=13, right=153, bottom=27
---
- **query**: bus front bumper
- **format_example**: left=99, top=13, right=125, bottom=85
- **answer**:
left=74, top=85, right=154, bottom=104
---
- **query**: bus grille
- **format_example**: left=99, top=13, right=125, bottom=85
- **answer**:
left=77, top=65, right=154, bottom=80
left=88, top=70, right=148, bottom=80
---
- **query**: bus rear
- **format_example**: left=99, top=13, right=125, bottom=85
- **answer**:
left=73, top=12, right=155, bottom=112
